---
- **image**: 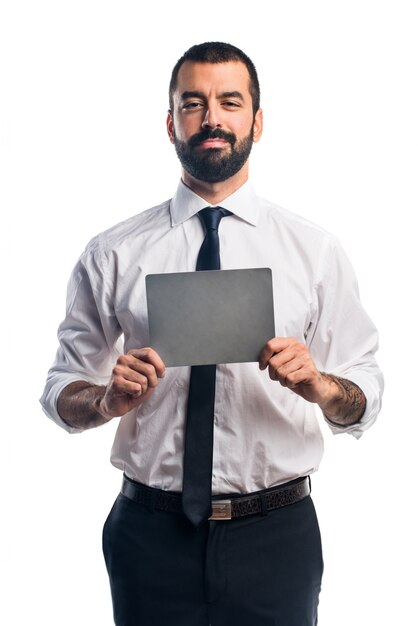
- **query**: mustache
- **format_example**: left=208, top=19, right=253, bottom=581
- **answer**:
left=187, top=128, right=237, bottom=148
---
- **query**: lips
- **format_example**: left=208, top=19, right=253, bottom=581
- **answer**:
left=198, top=138, right=229, bottom=149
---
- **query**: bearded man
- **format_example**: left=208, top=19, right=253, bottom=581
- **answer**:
left=41, top=42, right=383, bottom=626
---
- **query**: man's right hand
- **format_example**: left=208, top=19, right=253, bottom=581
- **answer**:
left=57, top=348, right=166, bottom=430
left=99, top=348, right=166, bottom=418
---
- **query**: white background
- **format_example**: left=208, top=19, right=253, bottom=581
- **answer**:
left=1, top=1, right=417, bottom=624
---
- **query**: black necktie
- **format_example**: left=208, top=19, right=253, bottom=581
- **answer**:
left=182, top=206, right=232, bottom=527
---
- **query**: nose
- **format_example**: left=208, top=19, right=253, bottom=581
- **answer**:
left=202, top=104, right=222, bottom=129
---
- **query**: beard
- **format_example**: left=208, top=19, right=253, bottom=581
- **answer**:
left=173, top=125, right=254, bottom=183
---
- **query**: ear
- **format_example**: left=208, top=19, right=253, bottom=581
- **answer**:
left=252, top=108, right=263, bottom=143
left=166, top=110, right=175, bottom=144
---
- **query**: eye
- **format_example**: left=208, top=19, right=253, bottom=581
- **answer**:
left=222, top=100, right=241, bottom=108
left=182, top=101, right=203, bottom=110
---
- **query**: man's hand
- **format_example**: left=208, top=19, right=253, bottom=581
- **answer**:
left=57, top=348, right=166, bottom=430
left=259, top=337, right=366, bottom=426
left=99, top=348, right=166, bottom=419
left=259, top=337, right=329, bottom=404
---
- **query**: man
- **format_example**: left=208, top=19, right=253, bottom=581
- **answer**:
left=41, top=42, right=383, bottom=626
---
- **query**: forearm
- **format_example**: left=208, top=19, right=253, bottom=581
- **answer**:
left=318, top=373, right=366, bottom=426
left=57, top=381, right=110, bottom=430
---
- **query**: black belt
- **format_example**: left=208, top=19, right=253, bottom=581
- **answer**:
left=121, top=474, right=310, bottom=521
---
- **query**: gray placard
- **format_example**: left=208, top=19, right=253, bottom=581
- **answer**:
left=146, top=268, right=275, bottom=367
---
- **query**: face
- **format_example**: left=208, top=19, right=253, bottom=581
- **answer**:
left=167, top=61, right=263, bottom=184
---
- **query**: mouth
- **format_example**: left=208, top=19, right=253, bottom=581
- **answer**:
left=197, top=138, right=229, bottom=149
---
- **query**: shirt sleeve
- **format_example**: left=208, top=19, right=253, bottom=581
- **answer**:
left=307, top=235, right=384, bottom=438
left=39, top=237, right=123, bottom=433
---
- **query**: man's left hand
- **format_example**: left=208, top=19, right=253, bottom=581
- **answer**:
left=259, top=337, right=331, bottom=406
left=259, top=337, right=366, bottom=425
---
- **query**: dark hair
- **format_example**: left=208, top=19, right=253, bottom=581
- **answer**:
left=169, top=42, right=260, bottom=115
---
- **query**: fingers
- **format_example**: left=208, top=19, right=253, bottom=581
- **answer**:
left=259, top=337, right=316, bottom=387
left=259, top=337, right=296, bottom=371
left=127, top=347, right=166, bottom=380
left=111, top=348, right=166, bottom=397
left=99, top=348, right=166, bottom=418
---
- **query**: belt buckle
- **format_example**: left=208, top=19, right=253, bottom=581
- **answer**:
left=209, top=499, right=232, bottom=521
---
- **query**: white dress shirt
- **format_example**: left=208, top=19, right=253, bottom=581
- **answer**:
left=40, top=180, right=383, bottom=494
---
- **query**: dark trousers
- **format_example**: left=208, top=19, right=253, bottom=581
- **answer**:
left=102, top=489, right=323, bottom=626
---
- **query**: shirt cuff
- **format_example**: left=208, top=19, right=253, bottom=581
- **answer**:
left=39, top=374, right=93, bottom=434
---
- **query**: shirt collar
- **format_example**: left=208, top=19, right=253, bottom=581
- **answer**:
left=170, top=179, right=260, bottom=227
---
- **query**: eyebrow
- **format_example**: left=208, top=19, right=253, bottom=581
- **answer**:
left=180, top=90, right=245, bottom=102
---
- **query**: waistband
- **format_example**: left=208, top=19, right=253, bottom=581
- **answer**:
left=121, top=474, right=311, bottom=521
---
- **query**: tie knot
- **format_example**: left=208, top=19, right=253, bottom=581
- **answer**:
left=198, top=206, right=232, bottom=232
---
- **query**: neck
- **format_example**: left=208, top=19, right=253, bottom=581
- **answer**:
left=181, top=164, right=249, bottom=205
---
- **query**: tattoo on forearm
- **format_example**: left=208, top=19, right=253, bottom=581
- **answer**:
left=320, top=373, right=366, bottom=425
left=57, top=382, right=108, bottom=430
